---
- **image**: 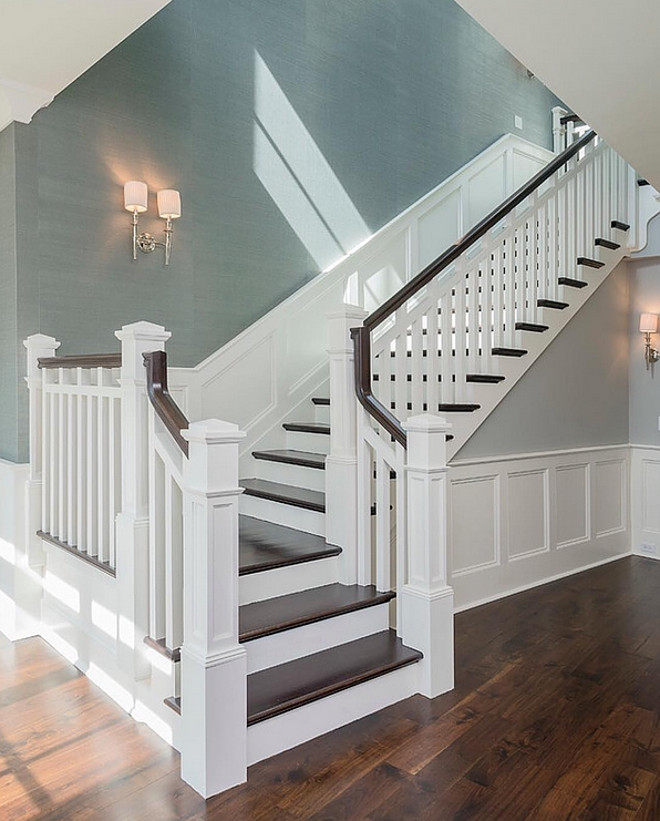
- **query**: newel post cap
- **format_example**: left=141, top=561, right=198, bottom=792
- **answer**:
left=23, top=333, right=61, bottom=351
left=404, top=414, right=451, bottom=470
left=404, top=414, right=452, bottom=434
left=182, top=419, right=247, bottom=446
left=115, top=320, right=172, bottom=343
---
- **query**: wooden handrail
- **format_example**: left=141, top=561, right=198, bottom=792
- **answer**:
left=38, top=353, right=122, bottom=369
left=143, top=350, right=190, bottom=457
left=353, top=129, right=598, bottom=446
left=363, top=129, right=596, bottom=331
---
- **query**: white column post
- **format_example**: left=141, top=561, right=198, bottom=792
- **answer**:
left=23, top=333, right=60, bottom=568
left=552, top=106, right=568, bottom=154
left=400, top=414, right=454, bottom=699
left=115, top=321, right=171, bottom=678
left=326, top=305, right=368, bottom=585
left=179, top=419, right=247, bottom=798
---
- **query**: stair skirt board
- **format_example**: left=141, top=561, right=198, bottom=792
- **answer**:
left=240, top=556, right=341, bottom=605
left=244, top=603, right=391, bottom=674
left=246, top=662, right=420, bottom=766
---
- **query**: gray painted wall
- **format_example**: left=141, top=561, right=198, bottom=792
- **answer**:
left=628, top=215, right=660, bottom=445
left=457, top=265, right=630, bottom=460
left=2, top=0, right=562, bottom=462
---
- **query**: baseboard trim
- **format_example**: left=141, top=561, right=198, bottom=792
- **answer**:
left=453, top=551, right=632, bottom=614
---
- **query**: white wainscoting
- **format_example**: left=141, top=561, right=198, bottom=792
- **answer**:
left=169, top=134, right=553, bottom=465
left=631, top=445, right=660, bottom=560
left=448, top=446, right=631, bottom=611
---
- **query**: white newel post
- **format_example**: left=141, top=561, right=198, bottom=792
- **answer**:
left=401, top=414, right=454, bottom=699
left=180, top=419, right=247, bottom=798
left=115, top=321, right=172, bottom=678
left=24, top=333, right=60, bottom=567
left=326, top=305, right=368, bottom=584
left=552, top=106, right=568, bottom=154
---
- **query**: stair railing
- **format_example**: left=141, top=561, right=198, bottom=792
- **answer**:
left=345, top=127, right=635, bottom=699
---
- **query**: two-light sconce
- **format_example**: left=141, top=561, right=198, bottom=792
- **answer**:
left=124, top=181, right=181, bottom=265
left=640, top=313, right=660, bottom=370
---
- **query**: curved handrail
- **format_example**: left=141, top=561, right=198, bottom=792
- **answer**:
left=352, top=128, right=598, bottom=447
left=143, top=350, right=190, bottom=457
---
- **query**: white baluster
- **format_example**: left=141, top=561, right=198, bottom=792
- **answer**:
left=375, top=453, right=391, bottom=593
left=356, top=413, right=373, bottom=586
left=180, top=419, right=247, bottom=798
left=400, top=414, right=454, bottom=698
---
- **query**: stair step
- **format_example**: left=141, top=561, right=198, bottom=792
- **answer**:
left=311, top=397, right=330, bottom=406
left=247, top=630, right=422, bottom=725
left=576, top=257, right=605, bottom=269
left=252, top=450, right=326, bottom=470
left=558, top=277, right=588, bottom=289
left=437, top=403, right=480, bottom=412
left=595, top=238, right=621, bottom=250
left=239, top=584, right=395, bottom=642
left=239, top=515, right=340, bottom=575
left=638, top=179, right=650, bottom=187
left=492, top=347, right=528, bottom=357
left=241, top=479, right=325, bottom=513
left=611, top=220, right=630, bottom=232
left=466, top=374, right=505, bottom=384
left=164, top=696, right=181, bottom=715
left=283, top=422, right=330, bottom=435
left=537, top=298, right=569, bottom=310
left=515, top=322, right=549, bottom=333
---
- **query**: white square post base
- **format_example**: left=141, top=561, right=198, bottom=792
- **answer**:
left=401, top=584, right=454, bottom=699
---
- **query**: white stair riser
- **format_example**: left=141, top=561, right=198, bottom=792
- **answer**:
left=285, top=430, right=331, bottom=454
left=240, top=493, right=325, bottom=536
left=239, top=556, right=340, bottom=605
left=314, top=403, right=330, bottom=424
left=251, top=458, right=326, bottom=492
left=247, top=662, right=419, bottom=766
left=244, top=602, right=391, bottom=674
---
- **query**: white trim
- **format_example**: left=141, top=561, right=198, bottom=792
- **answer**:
left=454, top=552, right=630, bottom=614
left=450, top=442, right=630, bottom=468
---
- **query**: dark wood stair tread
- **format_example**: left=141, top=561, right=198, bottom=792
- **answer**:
left=558, top=277, right=588, bottom=289
left=311, top=397, right=330, bottom=406
left=611, top=220, right=629, bottom=231
left=538, top=298, right=569, bottom=310
left=239, top=584, right=395, bottom=642
left=595, top=238, right=620, bottom=250
left=283, top=422, right=330, bottom=435
left=515, top=322, right=549, bottom=333
left=638, top=179, right=650, bottom=186
left=492, top=347, right=528, bottom=357
left=252, top=450, right=326, bottom=470
left=437, top=403, right=480, bottom=412
left=164, top=696, right=181, bottom=715
left=466, top=374, right=505, bottom=384
left=241, top=479, right=325, bottom=512
left=144, top=636, right=180, bottom=663
left=576, top=257, right=605, bottom=269
left=239, top=515, right=340, bottom=575
left=247, top=630, right=422, bottom=725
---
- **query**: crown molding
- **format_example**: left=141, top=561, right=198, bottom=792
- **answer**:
left=0, top=79, right=54, bottom=133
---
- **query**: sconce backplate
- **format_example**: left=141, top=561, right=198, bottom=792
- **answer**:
left=137, top=232, right=157, bottom=254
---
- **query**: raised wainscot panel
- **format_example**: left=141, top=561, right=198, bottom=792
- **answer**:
left=450, top=474, right=500, bottom=576
left=200, top=333, right=276, bottom=432
left=642, top=459, right=660, bottom=534
left=555, top=463, right=590, bottom=549
left=595, top=459, right=626, bottom=538
left=466, top=154, right=506, bottom=227
left=417, top=188, right=461, bottom=271
left=507, top=469, right=549, bottom=561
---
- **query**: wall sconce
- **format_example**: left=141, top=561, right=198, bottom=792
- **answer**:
left=124, top=181, right=182, bottom=265
left=640, top=313, right=660, bottom=370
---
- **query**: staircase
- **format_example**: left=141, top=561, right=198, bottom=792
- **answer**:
left=22, top=120, right=660, bottom=799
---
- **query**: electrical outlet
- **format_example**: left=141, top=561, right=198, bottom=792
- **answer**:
left=514, top=115, right=523, bottom=130
left=640, top=542, right=657, bottom=555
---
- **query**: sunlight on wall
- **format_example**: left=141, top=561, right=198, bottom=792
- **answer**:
left=43, top=569, right=81, bottom=614
left=253, top=50, right=370, bottom=270
left=91, top=600, right=118, bottom=640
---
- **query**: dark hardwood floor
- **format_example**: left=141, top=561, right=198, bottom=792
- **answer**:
left=3, top=556, right=660, bottom=819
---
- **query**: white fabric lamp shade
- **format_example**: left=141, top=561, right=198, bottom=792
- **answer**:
left=157, top=189, right=182, bottom=219
left=640, top=313, right=658, bottom=334
left=124, top=180, right=148, bottom=213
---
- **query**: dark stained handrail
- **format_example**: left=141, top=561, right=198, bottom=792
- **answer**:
left=352, top=129, right=598, bottom=447
left=143, top=350, right=190, bottom=457
left=38, top=353, right=122, bottom=369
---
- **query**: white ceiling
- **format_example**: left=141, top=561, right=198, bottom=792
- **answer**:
left=455, top=0, right=660, bottom=188
left=0, top=0, right=172, bottom=132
